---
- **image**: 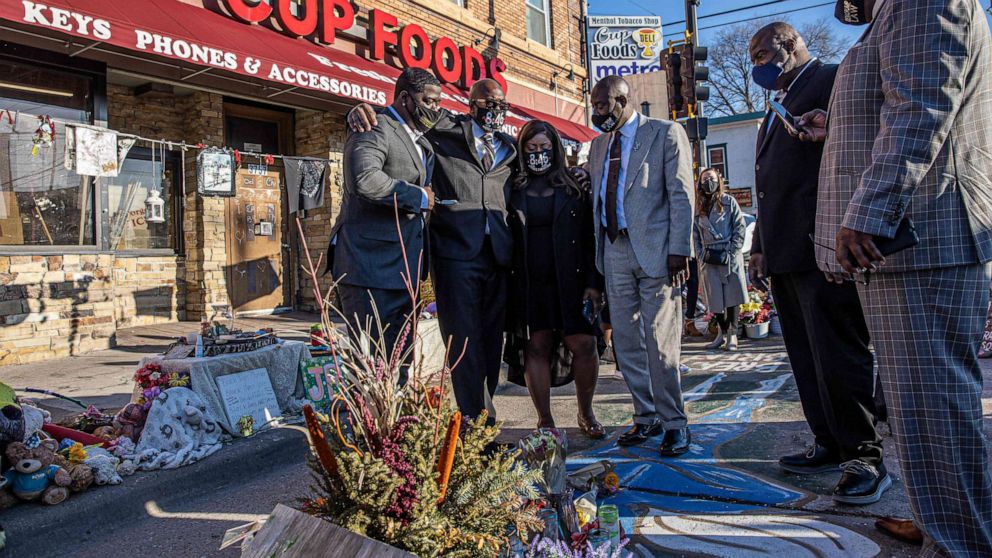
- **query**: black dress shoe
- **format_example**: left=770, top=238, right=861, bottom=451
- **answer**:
left=617, top=423, right=662, bottom=447
left=834, top=460, right=892, bottom=505
left=779, top=445, right=842, bottom=474
left=659, top=427, right=691, bottom=456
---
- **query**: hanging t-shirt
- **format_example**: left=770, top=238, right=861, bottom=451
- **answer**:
left=284, top=157, right=328, bottom=213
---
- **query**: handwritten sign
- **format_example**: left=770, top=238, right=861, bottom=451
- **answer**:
left=216, top=368, right=281, bottom=432
left=299, top=356, right=341, bottom=413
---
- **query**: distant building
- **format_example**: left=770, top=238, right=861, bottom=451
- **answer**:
left=705, top=111, right=765, bottom=214
left=624, top=71, right=668, bottom=120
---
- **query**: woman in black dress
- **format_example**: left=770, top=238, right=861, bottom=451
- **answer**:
left=506, top=121, right=605, bottom=438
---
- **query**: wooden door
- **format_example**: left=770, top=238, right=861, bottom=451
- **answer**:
left=224, top=106, right=294, bottom=315
left=225, top=168, right=284, bottom=314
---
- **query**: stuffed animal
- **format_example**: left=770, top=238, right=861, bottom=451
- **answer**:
left=52, top=454, right=94, bottom=492
left=112, top=403, right=146, bottom=442
left=0, top=383, right=24, bottom=456
left=4, top=439, right=71, bottom=505
left=83, top=448, right=122, bottom=485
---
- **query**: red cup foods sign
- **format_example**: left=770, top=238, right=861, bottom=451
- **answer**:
left=219, top=0, right=508, bottom=91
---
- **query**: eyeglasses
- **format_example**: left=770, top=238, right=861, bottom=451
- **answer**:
left=808, top=235, right=871, bottom=285
left=473, top=99, right=510, bottom=111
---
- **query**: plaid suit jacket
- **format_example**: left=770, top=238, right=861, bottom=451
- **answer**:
left=814, top=0, right=992, bottom=273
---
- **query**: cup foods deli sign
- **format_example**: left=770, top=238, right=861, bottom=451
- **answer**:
left=587, top=15, right=663, bottom=86
left=218, top=0, right=508, bottom=91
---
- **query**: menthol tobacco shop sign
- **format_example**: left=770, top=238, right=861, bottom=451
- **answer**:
left=587, top=15, right=663, bottom=87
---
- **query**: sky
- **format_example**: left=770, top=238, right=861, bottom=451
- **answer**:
left=586, top=0, right=992, bottom=48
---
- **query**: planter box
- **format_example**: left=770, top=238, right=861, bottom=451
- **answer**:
left=745, top=322, right=769, bottom=339
left=243, top=504, right=416, bottom=558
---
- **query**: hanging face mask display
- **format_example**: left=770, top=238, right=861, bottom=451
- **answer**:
left=834, top=0, right=871, bottom=25
left=591, top=99, right=624, bottom=133
left=473, top=102, right=507, bottom=133
left=751, top=47, right=785, bottom=91
left=526, top=149, right=553, bottom=174
left=701, top=177, right=720, bottom=194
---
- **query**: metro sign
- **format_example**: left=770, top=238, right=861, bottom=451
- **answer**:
left=218, top=0, right=508, bottom=90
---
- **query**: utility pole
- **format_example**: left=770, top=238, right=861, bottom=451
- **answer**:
left=685, top=0, right=708, bottom=169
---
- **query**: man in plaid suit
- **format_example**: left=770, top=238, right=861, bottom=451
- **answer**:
left=800, top=0, right=992, bottom=555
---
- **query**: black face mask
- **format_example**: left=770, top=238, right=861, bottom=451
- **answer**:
left=472, top=104, right=507, bottom=133
left=592, top=99, right=626, bottom=133
left=701, top=178, right=720, bottom=194
left=525, top=149, right=553, bottom=174
left=834, top=0, right=871, bottom=25
left=403, top=93, right=441, bottom=132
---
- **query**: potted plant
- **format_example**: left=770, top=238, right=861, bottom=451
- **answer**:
left=739, top=292, right=772, bottom=339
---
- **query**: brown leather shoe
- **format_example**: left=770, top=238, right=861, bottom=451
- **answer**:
left=874, top=517, right=923, bottom=546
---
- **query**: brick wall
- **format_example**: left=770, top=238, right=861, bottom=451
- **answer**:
left=355, top=0, right=586, bottom=103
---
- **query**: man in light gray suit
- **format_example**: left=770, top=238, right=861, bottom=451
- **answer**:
left=330, top=68, right=441, bottom=386
left=586, top=76, right=695, bottom=455
left=800, top=0, right=992, bottom=554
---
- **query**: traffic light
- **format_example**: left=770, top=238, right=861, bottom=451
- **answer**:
left=665, top=48, right=686, bottom=119
left=683, top=116, right=708, bottom=142
left=680, top=44, right=710, bottom=112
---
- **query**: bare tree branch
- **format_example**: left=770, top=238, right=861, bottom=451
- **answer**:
left=706, top=17, right=852, bottom=116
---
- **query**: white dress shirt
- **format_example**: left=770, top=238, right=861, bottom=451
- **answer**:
left=767, top=57, right=817, bottom=132
left=599, top=111, right=640, bottom=230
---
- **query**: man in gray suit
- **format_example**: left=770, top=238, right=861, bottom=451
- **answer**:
left=800, top=0, right=992, bottom=554
left=587, top=76, right=695, bottom=455
left=330, top=68, right=441, bottom=386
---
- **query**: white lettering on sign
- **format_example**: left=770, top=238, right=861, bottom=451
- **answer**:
left=133, top=30, right=238, bottom=70
left=21, top=0, right=111, bottom=39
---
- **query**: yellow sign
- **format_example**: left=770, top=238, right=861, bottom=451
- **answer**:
left=635, top=27, right=660, bottom=58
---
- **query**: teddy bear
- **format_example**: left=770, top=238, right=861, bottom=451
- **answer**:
left=52, top=454, right=94, bottom=493
left=3, top=439, right=71, bottom=505
left=112, top=403, right=146, bottom=442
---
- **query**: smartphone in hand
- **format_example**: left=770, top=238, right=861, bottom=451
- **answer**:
left=769, top=100, right=807, bottom=136
left=582, top=298, right=597, bottom=324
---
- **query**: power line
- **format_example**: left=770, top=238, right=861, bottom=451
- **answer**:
left=663, top=0, right=794, bottom=27
left=662, top=1, right=834, bottom=37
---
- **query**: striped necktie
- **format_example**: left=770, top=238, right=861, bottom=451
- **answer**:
left=482, top=132, right=496, bottom=171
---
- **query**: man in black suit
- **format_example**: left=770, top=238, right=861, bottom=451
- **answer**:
left=330, top=68, right=440, bottom=386
left=347, top=79, right=516, bottom=422
left=748, top=23, right=887, bottom=505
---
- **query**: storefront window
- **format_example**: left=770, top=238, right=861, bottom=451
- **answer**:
left=101, top=148, right=181, bottom=252
left=526, top=0, right=551, bottom=47
left=0, top=57, right=96, bottom=247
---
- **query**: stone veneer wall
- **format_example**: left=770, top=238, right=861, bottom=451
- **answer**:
left=0, top=86, right=230, bottom=365
left=294, top=108, right=347, bottom=312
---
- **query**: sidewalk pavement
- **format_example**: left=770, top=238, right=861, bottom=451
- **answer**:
left=2, top=314, right=991, bottom=556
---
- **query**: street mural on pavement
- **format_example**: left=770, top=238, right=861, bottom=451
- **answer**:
left=570, top=361, right=882, bottom=557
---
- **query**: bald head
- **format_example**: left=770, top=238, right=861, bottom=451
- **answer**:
left=591, top=75, right=629, bottom=101
left=469, top=78, right=504, bottom=102
left=748, top=22, right=811, bottom=90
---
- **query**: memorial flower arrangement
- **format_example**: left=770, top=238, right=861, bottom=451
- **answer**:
left=294, top=215, right=543, bottom=557
left=739, top=291, right=773, bottom=326
left=518, top=429, right=569, bottom=496
left=133, top=363, right=189, bottom=410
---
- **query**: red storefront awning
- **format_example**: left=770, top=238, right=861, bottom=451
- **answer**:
left=0, top=0, right=597, bottom=144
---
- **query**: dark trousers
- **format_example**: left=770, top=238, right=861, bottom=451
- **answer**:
left=432, top=237, right=507, bottom=422
left=771, top=269, right=883, bottom=465
left=685, top=258, right=700, bottom=320
left=713, top=306, right=739, bottom=333
left=338, top=284, right=414, bottom=386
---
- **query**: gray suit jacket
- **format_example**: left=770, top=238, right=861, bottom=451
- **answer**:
left=587, top=114, right=695, bottom=278
left=814, top=0, right=992, bottom=273
left=330, top=109, right=434, bottom=289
